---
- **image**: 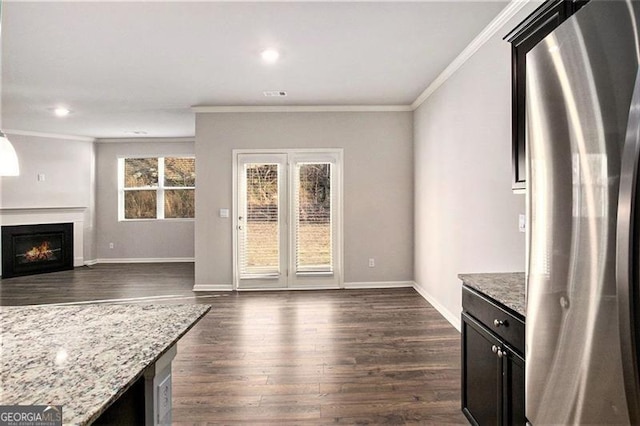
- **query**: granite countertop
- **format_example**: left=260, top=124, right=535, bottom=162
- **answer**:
left=0, top=303, right=210, bottom=425
left=458, top=272, right=526, bottom=317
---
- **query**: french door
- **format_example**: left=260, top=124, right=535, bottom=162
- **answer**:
left=234, top=150, right=342, bottom=289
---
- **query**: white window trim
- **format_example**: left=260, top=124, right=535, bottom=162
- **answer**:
left=118, top=156, right=195, bottom=222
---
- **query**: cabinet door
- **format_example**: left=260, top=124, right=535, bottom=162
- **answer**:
left=504, top=0, right=589, bottom=190
left=462, top=313, right=502, bottom=426
left=503, top=346, right=526, bottom=425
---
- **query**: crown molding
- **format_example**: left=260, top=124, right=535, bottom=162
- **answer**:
left=4, top=129, right=95, bottom=142
left=96, top=137, right=194, bottom=144
left=411, top=0, right=532, bottom=110
left=192, top=105, right=413, bottom=113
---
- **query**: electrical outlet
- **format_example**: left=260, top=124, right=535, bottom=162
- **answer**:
left=157, top=374, right=172, bottom=421
left=368, top=258, right=375, bottom=268
left=37, top=173, right=45, bottom=182
left=109, top=242, right=114, bottom=249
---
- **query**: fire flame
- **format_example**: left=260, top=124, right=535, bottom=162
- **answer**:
left=24, top=241, right=55, bottom=262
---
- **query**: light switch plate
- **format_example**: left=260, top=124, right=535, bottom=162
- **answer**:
left=519, top=214, right=526, bottom=233
left=219, top=208, right=229, bottom=218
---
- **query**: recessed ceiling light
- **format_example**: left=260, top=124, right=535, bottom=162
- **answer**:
left=261, top=49, right=279, bottom=63
left=53, top=107, right=70, bottom=117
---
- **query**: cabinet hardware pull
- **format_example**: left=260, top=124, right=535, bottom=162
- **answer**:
left=493, top=319, right=507, bottom=327
left=492, top=345, right=498, bottom=353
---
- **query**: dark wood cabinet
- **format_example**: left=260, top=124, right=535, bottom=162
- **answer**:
left=505, top=0, right=588, bottom=190
left=461, top=286, right=526, bottom=425
left=462, top=313, right=502, bottom=425
left=504, top=348, right=526, bottom=426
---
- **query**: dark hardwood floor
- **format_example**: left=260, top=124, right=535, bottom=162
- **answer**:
left=1, top=264, right=465, bottom=425
left=0, top=263, right=195, bottom=305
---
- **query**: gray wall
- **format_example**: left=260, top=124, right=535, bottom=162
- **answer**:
left=0, top=132, right=97, bottom=261
left=95, top=139, right=195, bottom=261
left=195, top=111, right=413, bottom=287
left=413, top=6, right=538, bottom=328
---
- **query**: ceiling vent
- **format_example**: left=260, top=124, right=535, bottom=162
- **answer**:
left=263, top=91, right=287, bottom=97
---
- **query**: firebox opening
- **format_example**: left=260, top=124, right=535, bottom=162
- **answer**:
left=2, top=223, right=74, bottom=279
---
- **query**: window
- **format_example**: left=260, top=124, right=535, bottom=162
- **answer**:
left=119, top=157, right=195, bottom=220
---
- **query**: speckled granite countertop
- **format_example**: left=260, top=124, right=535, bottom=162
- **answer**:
left=458, top=272, right=526, bottom=317
left=0, top=303, right=210, bottom=425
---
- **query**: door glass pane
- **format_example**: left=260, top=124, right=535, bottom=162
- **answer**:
left=240, top=164, right=280, bottom=276
left=295, top=163, right=332, bottom=273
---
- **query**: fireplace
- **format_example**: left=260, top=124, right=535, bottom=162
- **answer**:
left=1, top=223, right=74, bottom=278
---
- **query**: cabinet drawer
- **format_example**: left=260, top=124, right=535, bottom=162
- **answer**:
left=462, top=286, right=525, bottom=356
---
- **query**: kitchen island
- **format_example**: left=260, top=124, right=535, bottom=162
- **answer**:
left=0, top=303, right=210, bottom=425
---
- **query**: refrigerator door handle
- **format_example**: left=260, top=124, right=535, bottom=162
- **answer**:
left=616, top=68, right=640, bottom=424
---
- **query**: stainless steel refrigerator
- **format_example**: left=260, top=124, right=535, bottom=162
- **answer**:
left=526, top=0, right=640, bottom=424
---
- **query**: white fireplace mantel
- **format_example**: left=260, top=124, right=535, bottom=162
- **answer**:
left=0, top=207, right=87, bottom=272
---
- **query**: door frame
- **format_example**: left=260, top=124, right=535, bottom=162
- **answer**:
left=232, top=148, right=344, bottom=291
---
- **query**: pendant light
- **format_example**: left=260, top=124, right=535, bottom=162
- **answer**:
left=0, top=131, right=19, bottom=176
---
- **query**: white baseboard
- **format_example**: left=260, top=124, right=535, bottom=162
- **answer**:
left=74, top=257, right=84, bottom=267
left=412, top=282, right=461, bottom=332
left=96, top=257, right=195, bottom=264
left=193, top=284, right=233, bottom=292
left=195, top=281, right=413, bottom=292
left=84, top=259, right=98, bottom=266
left=343, top=281, right=414, bottom=289
left=237, top=285, right=341, bottom=291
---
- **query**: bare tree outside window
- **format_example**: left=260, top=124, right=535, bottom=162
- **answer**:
left=296, top=163, right=331, bottom=270
left=121, top=157, right=195, bottom=220
left=124, top=158, right=158, bottom=188
left=165, top=158, right=196, bottom=186
left=242, top=164, right=279, bottom=272
left=164, top=158, right=195, bottom=218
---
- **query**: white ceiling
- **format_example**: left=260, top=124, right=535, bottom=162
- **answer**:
left=2, top=1, right=509, bottom=139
